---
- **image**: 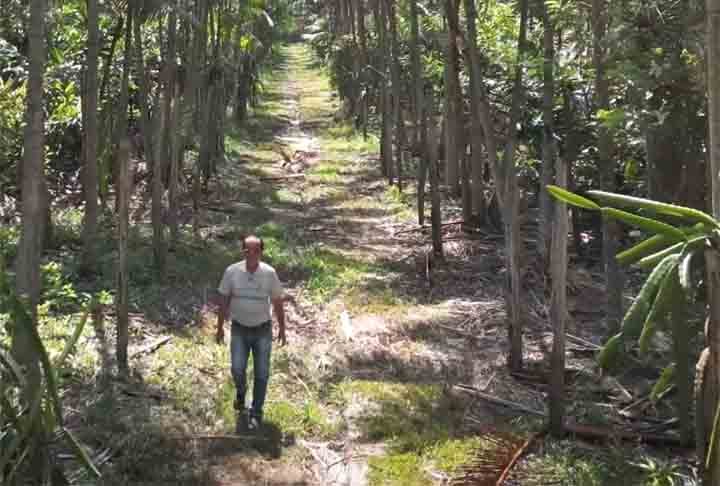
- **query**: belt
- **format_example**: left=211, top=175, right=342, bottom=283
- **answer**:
left=231, top=320, right=271, bottom=329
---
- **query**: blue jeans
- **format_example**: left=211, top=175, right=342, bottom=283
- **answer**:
left=231, top=320, right=272, bottom=420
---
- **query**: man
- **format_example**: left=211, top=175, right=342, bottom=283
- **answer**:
left=216, top=235, right=286, bottom=431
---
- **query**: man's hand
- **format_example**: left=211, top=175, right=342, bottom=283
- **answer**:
left=272, top=296, right=287, bottom=347
left=216, top=295, right=230, bottom=345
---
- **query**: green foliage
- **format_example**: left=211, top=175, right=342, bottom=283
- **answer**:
left=368, top=453, right=428, bottom=486
left=0, top=226, right=19, bottom=262
left=602, top=207, right=687, bottom=242
left=650, top=364, right=675, bottom=401
left=638, top=263, right=680, bottom=354
left=616, top=234, right=677, bottom=266
left=597, top=108, right=627, bottom=131
left=0, top=76, right=25, bottom=190
left=547, top=186, right=717, bottom=438
left=546, top=185, right=601, bottom=210
left=632, top=456, right=682, bottom=486
left=586, top=190, right=719, bottom=228
left=0, top=260, right=99, bottom=482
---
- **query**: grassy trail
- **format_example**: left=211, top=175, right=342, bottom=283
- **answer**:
left=195, top=42, right=492, bottom=485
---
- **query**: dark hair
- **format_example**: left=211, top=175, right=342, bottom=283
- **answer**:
left=242, top=235, right=264, bottom=251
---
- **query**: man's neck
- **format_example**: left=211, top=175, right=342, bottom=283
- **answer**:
left=246, top=260, right=260, bottom=273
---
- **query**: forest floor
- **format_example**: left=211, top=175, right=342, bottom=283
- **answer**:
left=32, top=42, right=699, bottom=485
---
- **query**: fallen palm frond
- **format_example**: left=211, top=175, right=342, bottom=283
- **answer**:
left=449, top=430, right=544, bottom=485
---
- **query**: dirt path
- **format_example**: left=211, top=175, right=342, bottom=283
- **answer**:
left=203, top=43, right=532, bottom=486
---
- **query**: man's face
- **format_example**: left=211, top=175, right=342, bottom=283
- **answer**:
left=244, top=240, right=262, bottom=265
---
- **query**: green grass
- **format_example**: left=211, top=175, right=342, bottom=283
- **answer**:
left=383, top=185, right=417, bottom=221
left=368, top=453, right=428, bottom=486
left=308, top=160, right=342, bottom=183
left=319, top=123, right=379, bottom=154
left=264, top=399, right=339, bottom=438
left=331, top=380, right=486, bottom=485
left=255, top=221, right=388, bottom=303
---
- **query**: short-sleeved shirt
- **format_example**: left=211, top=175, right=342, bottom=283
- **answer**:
left=218, top=261, right=284, bottom=327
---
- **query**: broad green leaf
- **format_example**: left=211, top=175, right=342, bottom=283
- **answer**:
left=598, top=332, right=623, bottom=371
left=63, top=427, right=102, bottom=478
left=546, top=185, right=601, bottom=211
left=587, top=190, right=719, bottom=227
left=616, top=234, right=680, bottom=266
left=651, top=363, right=676, bottom=401
left=638, top=263, right=678, bottom=354
left=622, top=254, right=679, bottom=340
left=602, top=207, right=687, bottom=242
left=679, top=250, right=696, bottom=298
left=636, top=241, right=686, bottom=269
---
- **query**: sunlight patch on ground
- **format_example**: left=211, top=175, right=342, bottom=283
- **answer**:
left=330, top=380, right=488, bottom=485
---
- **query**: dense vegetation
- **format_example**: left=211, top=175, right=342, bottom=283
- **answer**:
left=3, top=0, right=720, bottom=483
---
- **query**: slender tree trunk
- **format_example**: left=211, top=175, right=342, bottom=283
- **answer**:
left=116, top=137, right=131, bottom=375
left=549, top=151, right=568, bottom=436
left=592, top=0, right=624, bottom=337
left=375, top=0, right=392, bottom=183
left=114, top=0, right=133, bottom=375
left=504, top=0, right=529, bottom=372
left=409, top=0, right=427, bottom=225
left=461, top=147, right=472, bottom=224
left=463, top=0, right=486, bottom=225
left=387, top=0, right=404, bottom=191
left=14, top=5, right=47, bottom=465
left=113, top=0, right=132, bottom=215
left=709, top=0, right=720, bottom=220
left=197, top=0, right=212, bottom=186
left=704, top=0, right=720, bottom=480
left=702, top=252, right=720, bottom=483
left=81, top=0, right=100, bottom=270
left=165, top=7, right=180, bottom=247
left=427, top=90, right=443, bottom=258
left=97, top=17, right=124, bottom=210
left=133, top=12, right=154, bottom=168
left=357, top=0, right=369, bottom=138
left=539, top=1, right=556, bottom=270
left=443, top=0, right=462, bottom=195
left=16, top=0, right=46, bottom=309
left=133, top=10, right=166, bottom=270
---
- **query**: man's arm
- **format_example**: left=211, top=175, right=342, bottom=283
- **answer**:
left=272, top=296, right=286, bottom=346
left=216, top=295, right=231, bottom=343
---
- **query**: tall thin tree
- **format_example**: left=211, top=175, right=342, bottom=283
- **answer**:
left=539, top=0, right=556, bottom=270
left=503, top=0, right=529, bottom=371
left=592, top=0, right=624, bottom=337
left=81, top=0, right=100, bottom=270
left=703, top=0, right=720, bottom=479
left=14, top=0, right=48, bottom=475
